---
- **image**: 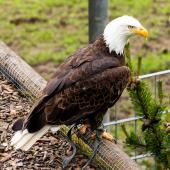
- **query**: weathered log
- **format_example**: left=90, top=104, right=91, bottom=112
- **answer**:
left=0, top=41, right=140, bottom=170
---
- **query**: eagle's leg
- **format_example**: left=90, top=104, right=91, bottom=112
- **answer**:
left=79, top=121, right=91, bottom=135
left=88, top=112, right=114, bottom=142
left=62, top=125, right=77, bottom=169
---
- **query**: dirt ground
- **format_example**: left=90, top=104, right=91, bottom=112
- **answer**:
left=0, top=74, right=99, bottom=170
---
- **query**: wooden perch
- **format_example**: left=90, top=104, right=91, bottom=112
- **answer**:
left=0, top=41, right=140, bottom=170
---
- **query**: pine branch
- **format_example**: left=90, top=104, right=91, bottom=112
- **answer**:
left=157, top=80, right=163, bottom=105
left=137, top=56, right=142, bottom=76
left=121, top=125, right=146, bottom=149
left=125, top=43, right=169, bottom=168
left=125, top=43, right=133, bottom=81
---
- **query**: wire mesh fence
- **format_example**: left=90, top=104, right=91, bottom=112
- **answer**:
left=103, top=70, right=170, bottom=163
left=0, top=41, right=46, bottom=98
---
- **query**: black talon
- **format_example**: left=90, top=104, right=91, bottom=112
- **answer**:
left=81, top=130, right=102, bottom=170
left=62, top=125, right=77, bottom=169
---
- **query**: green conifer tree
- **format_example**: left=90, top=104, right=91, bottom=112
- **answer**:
left=124, top=44, right=170, bottom=169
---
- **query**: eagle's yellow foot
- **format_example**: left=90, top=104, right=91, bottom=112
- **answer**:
left=127, top=77, right=133, bottom=86
left=79, top=124, right=90, bottom=135
left=90, top=131, right=113, bottom=141
left=90, top=133, right=96, bottom=139
left=101, top=131, right=113, bottom=141
left=127, top=76, right=140, bottom=88
left=133, top=76, right=140, bottom=82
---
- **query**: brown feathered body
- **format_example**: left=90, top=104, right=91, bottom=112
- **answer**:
left=14, top=36, right=130, bottom=133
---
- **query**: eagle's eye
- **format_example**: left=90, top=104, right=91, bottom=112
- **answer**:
left=128, top=25, right=136, bottom=29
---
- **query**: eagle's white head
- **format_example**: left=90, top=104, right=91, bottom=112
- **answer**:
left=103, top=15, right=148, bottom=54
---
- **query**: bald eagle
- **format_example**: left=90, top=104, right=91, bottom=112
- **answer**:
left=11, top=15, right=148, bottom=151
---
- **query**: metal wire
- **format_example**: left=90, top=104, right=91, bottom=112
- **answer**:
left=131, top=153, right=152, bottom=160
left=139, top=70, right=170, bottom=79
left=104, top=109, right=170, bottom=127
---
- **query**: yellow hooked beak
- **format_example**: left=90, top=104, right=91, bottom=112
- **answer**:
left=131, top=26, right=149, bottom=39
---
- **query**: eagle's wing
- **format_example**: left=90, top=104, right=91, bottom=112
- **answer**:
left=27, top=45, right=121, bottom=114
left=23, top=45, right=129, bottom=132
left=45, top=66, right=130, bottom=129
left=44, top=48, right=121, bottom=96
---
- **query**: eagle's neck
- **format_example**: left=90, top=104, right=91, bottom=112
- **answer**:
left=93, top=36, right=125, bottom=65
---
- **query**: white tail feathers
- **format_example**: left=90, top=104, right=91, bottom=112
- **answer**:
left=11, top=125, right=59, bottom=151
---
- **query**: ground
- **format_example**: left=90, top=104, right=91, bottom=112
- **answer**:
left=0, top=75, right=99, bottom=170
left=0, top=1, right=169, bottom=79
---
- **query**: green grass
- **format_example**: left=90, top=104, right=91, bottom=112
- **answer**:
left=0, top=0, right=88, bottom=64
left=0, top=0, right=169, bottom=74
